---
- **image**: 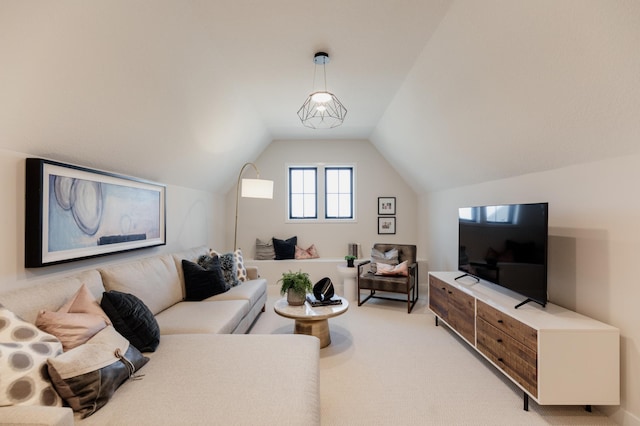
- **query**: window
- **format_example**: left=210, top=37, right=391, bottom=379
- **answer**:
left=288, top=164, right=355, bottom=221
left=289, top=167, right=317, bottom=219
left=325, top=167, right=353, bottom=219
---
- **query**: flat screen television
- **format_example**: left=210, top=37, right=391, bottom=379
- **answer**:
left=458, top=202, right=548, bottom=308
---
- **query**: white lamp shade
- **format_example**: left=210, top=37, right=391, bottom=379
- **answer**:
left=241, top=178, right=273, bottom=199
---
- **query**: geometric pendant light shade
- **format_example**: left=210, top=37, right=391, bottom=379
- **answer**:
left=297, top=52, right=347, bottom=129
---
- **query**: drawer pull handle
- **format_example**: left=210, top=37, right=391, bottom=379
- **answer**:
left=441, top=287, right=446, bottom=290
left=498, top=358, right=504, bottom=363
left=448, top=291, right=452, bottom=294
left=497, top=319, right=504, bottom=324
left=497, top=339, right=502, bottom=343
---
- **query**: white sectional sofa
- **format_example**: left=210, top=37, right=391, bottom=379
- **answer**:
left=0, top=246, right=320, bottom=425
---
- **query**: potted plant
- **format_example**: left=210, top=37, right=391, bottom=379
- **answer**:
left=279, top=270, right=312, bottom=306
left=344, top=255, right=356, bottom=268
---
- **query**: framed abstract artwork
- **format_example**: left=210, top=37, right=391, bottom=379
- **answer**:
left=378, top=197, right=396, bottom=215
left=25, top=158, right=166, bottom=267
left=378, top=217, right=396, bottom=235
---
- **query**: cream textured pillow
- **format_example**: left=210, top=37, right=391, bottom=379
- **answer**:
left=255, top=238, right=275, bottom=260
left=0, top=304, right=63, bottom=408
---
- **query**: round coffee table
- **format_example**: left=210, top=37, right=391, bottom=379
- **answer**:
left=273, top=297, right=349, bottom=348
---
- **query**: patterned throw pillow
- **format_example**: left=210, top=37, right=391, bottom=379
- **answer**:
left=295, top=244, right=320, bottom=259
left=207, top=249, right=247, bottom=283
left=0, top=304, right=63, bottom=408
left=255, top=238, right=275, bottom=260
left=201, top=253, right=239, bottom=288
left=370, top=248, right=399, bottom=274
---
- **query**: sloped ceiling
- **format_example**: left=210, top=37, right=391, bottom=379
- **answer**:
left=1, top=1, right=639, bottom=194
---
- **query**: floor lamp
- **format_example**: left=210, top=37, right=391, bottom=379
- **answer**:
left=234, top=162, right=273, bottom=251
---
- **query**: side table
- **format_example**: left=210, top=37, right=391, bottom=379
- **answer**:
left=273, top=297, right=349, bottom=348
left=337, top=264, right=358, bottom=302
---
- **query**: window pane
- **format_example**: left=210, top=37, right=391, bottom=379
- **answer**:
left=338, top=194, right=351, bottom=217
left=289, top=167, right=317, bottom=219
left=325, top=167, right=353, bottom=219
left=326, top=194, right=338, bottom=217
left=326, top=171, right=338, bottom=193
left=290, top=170, right=303, bottom=193
left=303, top=194, right=316, bottom=217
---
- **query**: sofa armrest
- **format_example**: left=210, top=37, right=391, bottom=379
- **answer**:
left=0, top=406, right=74, bottom=426
left=246, top=266, right=259, bottom=280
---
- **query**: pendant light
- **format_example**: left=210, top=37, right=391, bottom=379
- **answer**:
left=297, top=52, right=347, bottom=129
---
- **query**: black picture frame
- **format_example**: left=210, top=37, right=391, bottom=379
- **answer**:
left=378, top=197, right=396, bottom=215
left=378, top=217, right=396, bottom=234
left=25, top=158, right=166, bottom=267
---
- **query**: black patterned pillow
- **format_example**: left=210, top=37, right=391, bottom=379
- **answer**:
left=100, top=291, right=160, bottom=353
left=199, top=253, right=239, bottom=287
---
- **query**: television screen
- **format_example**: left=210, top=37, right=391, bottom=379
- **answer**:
left=458, top=202, right=548, bottom=308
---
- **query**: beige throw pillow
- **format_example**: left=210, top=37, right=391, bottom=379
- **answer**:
left=36, top=284, right=109, bottom=351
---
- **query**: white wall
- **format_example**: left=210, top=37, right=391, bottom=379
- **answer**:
left=226, top=139, right=419, bottom=259
left=0, top=148, right=222, bottom=293
left=421, top=153, right=640, bottom=425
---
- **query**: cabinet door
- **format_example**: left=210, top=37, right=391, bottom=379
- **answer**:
left=428, top=276, right=448, bottom=321
left=447, top=286, right=475, bottom=344
left=477, top=318, right=537, bottom=397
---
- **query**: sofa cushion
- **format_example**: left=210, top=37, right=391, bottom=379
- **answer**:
left=99, top=254, right=182, bottom=315
left=182, top=259, right=229, bottom=301
left=0, top=270, right=105, bottom=324
left=100, top=291, right=160, bottom=353
left=154, top=300, right=249, bottom=335
left=206, top=278, right=267, bottom=309
left=47, top=326, right=148, bottom=419
left=74, top=334, right=320, bottom=425
left=0, top=304, right=63, bottom=408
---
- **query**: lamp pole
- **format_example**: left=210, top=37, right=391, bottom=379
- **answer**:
left=234, top=162, right=260, bottom=251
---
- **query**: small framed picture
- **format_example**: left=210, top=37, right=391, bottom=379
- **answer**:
left=378, top=197, right=396, bottom=215
left=378, top=217, right=396, bottom=234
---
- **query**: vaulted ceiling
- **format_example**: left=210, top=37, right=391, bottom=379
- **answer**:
left=1, top=1, right=639, bottom=195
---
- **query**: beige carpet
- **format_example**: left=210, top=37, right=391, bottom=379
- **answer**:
left=250, top=289, right=616, bottom=426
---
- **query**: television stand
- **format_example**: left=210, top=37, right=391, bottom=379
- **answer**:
left=428, top=271, right=619, bottom=411
left=514, top=297, right=545, bottom=309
